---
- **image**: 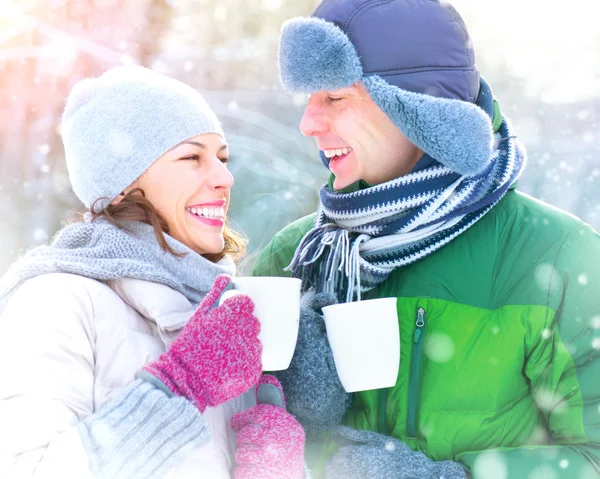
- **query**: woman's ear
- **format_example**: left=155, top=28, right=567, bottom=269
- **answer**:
left=110, top=178, right=140, bottom=205
left=110, top=192, right=126, bottom=206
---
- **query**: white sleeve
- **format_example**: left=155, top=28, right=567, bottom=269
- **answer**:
left=0, top=275, right=96, bottom=479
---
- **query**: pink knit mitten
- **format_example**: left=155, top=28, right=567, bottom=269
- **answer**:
left=231, top=375, right=306, bottom=479
left=142, top=274, right=262, bottom=411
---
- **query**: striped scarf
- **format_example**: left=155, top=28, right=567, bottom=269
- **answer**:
left=287, top=117, right=526, bottom=302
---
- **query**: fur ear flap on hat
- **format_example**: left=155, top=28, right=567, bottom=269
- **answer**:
left=363, top=76, right=494, bottom=176
left=279, top=17, right=363, bottom=94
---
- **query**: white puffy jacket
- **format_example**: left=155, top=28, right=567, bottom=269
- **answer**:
left=0, top=272, right=254, bottom=479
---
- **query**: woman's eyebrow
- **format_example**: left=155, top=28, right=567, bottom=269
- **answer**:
left=181, top=140, right=228, bottom=151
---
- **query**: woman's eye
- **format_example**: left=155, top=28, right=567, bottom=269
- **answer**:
left=219, top=157, right=229, bottom=165
left=180, top=155, right=200, bottom=161
left=326, top=96, right=342, bottom=104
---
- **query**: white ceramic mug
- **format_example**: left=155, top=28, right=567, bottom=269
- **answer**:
left=220, top=276, right=302, bottom=371
left=322, top=297, right=400, bottom=392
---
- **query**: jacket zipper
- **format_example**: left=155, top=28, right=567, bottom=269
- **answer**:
left=407, top=307, right=426, bottom=438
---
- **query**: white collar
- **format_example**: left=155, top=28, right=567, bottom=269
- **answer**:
left=107, top=277, right=195, bottom=347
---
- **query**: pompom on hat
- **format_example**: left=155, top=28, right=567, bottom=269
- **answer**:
left=279, top=0, right=495, bottom=177
left=61, top=65, right=224, bottom=209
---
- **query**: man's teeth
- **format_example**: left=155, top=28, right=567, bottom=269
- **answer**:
left=187, top=207, right=225, bottom=219
left=323, top=147, right=352, bottom=158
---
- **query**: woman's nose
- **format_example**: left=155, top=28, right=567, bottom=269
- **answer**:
left=208, top=158, right=234, bottom=190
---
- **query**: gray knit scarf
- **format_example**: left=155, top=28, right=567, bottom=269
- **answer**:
left=0, top=215, right=235, bottom=314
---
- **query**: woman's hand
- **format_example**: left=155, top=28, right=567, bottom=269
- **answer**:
left=141, top=274, right=262, bottom=411
left=231, top=375, right=306, bottom=479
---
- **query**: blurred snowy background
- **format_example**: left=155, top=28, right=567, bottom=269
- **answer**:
left=1, top=0, right=599, bottom=275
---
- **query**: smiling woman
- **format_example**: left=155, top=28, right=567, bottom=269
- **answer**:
left=92, top=132, right=245, bottom=262
left=0, top=65, right=306, bottom=479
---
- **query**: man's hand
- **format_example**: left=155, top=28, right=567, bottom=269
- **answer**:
left=275, top=290, right=352, bottom=435
left=325, top=426, right=467, bottom=479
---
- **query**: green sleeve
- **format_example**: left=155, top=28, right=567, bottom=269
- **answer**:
left=252, top=213, right=317, bottom=278
left=458, top=223, right=600, bottom=478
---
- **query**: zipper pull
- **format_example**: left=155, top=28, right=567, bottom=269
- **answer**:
left=414, top=307, right=425, bottom=343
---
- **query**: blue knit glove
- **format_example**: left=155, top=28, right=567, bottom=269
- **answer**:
left=274, top=291, right=352, bottom=435
left=325, top=426, right=467, bottom=479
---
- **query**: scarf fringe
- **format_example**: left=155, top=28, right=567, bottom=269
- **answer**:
left=287, top=118, right=526, bottom=303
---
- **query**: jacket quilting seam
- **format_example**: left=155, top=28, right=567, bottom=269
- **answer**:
left=368, top=66, right=476, bottom=76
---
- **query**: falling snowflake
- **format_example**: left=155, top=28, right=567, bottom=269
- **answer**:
left=541, top=328, right=551, bottom=340
left=583, top=132, right=595, bottom=143
left=471, top=451, right=507, bottom=479
left=214, top=6, right=228, bottom=21
left=528, top=466, right=557, bottom=479
left=384, top=441, right=395, bottom=452
left=535, top=263, right=562, bottom=293
left=107, top=130, right=134, bottom=158
left=32, top=228, right=48, bottom=243
left=263, top=0, right=282, bottom=10
left=292, top=94, right=309, bottom=107
left=424, top=332, right=455, bottom=363
left=184, top=60, right=194, bottom=72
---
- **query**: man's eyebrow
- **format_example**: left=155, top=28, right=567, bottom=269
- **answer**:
left=181, top=140, right=228, bottom=151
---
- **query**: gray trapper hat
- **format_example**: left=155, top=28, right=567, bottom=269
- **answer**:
left=278, top=0, right=494, bottom=177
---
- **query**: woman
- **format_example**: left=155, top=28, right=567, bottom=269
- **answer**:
left=0, top=66, right=305, bottom=479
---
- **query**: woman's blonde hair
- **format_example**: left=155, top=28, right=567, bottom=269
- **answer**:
left=86, top=188, right=246, bottom=263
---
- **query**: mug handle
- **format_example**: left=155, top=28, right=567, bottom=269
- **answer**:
left=215, top=287, right=240, bottom=308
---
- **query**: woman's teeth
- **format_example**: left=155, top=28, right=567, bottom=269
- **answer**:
left=323, top=147, right=352, bottom=158
left=187, top=207, right=225, bottom=219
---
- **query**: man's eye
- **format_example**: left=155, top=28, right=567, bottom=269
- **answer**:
left=326, top=96, right=342, bottom=104
left=219, top=157, right=229, bottom=165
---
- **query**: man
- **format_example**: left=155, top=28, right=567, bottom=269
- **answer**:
left=253, top=0, right=600, bottom=478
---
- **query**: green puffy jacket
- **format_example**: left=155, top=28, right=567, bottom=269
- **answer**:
left=253, top=188, right=600, bottom=478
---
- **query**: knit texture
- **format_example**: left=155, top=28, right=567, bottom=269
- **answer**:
left=142, top=274, right=263, bottom=411
left=325, top=426, right=467, bottom=479
left=275, top=291, right=351, bottom=435
left=0, top=216, right=235, bottom=315
left=231, top=377, right=306, bottom=479
left=287, top=113, right=526, bottom=302
left=78, top=379, right=210, bottom=479
left=61, top=65, right=224, bottom=208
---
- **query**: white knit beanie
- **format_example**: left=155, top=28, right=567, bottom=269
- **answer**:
left=61, top=66, right=224, bottom=209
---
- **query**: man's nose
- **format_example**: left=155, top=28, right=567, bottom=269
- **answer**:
left=299, top=102, right=328, bottom=137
